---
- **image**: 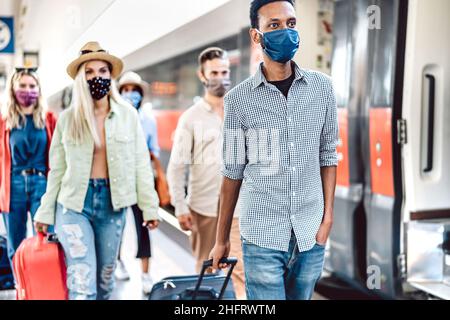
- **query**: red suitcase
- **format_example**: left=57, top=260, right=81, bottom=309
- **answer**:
left=13, top=232, right=68, bottom=300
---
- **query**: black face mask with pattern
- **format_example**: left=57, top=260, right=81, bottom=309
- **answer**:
left=87, top=77, right=111, bottom=100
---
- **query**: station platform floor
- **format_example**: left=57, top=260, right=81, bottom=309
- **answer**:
left=0, top=208, right=326, bottom=300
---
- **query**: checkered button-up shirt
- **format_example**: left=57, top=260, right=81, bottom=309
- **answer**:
left=222, top=62, right=339, bottom=253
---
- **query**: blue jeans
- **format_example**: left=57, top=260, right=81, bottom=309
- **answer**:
left=55, top=179, right=126, bottom=300
left=242, top=232, right=325, bottom=300
left=2, top=173, right=48, bottom=264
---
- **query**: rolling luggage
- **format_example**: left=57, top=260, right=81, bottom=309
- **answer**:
left=13, top=232, right=68, bottom=300
left=0, top=235, right=14, bottom=290
left=149, top=257, right=238, bottom=300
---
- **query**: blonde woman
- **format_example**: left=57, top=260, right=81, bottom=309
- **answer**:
left=33, top=42, right=160, bottom=300
left=0, top=68, right=57, bottom=265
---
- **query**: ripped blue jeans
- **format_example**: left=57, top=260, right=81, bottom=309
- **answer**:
left=55, top=179, right=126, bottom=300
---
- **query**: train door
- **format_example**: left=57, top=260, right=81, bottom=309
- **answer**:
left=363, top=0, right=408, bottom=298
left=401, top=0, right=450, bottom=299
left=326, top=0, right=368, bottom=286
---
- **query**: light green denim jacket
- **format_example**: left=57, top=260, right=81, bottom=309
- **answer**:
left=34, top=97, right=160, bottom=225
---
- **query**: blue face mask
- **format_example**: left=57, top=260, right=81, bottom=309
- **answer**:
left=257, top=28, right=300, bottom=63
left=122, top=91, right=142, bottom=109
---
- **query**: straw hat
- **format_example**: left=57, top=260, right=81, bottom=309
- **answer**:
left=118, top=71, right=148, bottom=93
left=66, top=41, right=123, bottom=79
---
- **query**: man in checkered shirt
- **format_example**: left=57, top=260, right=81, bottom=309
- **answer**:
left=210, top=0, right=338, bottom=300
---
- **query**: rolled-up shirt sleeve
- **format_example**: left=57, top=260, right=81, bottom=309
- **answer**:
left=222, top=94, right=246, bottom=180
left=319, top=80, right=339, bottom=167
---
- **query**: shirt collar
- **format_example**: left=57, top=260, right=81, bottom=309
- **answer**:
left=252, top=61, right=307, bottom=90
left=199, top=98, right=213, bottom=112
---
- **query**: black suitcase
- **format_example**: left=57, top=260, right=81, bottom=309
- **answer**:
left=149, top=257, right=238, bottom=300
left=0, top=235, right=14, bottom=290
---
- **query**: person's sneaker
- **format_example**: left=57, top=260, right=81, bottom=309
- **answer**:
left=142, top=273, right=153, bottom=295
left=115, top=261, right=130, bottom=281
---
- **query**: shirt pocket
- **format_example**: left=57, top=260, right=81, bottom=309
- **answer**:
left=293, top=101, right=326, bottom=136
left=114, top=134, right=135, bottom=155
left=62, top=137, right=81, bottom=163
left=60, top=139, right=81, bottom=187
left=245, top=127, right=282, bottom=167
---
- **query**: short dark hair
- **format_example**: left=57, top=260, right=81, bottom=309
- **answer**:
left=250, top=0, right=295, bottom=29
left=198, top=47, right=228, bottom=72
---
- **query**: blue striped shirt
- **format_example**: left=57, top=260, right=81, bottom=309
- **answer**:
left=222, top=62, right=339, bottom=252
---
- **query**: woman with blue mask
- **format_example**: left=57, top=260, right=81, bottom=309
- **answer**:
left=117, top=71, right=170, bottom=295
left=122, top=90, right=142, bottom=109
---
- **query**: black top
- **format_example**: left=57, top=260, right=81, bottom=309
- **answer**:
left=268, top=69, right=296, bottom=98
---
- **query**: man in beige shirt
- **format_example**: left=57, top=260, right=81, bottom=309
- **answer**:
left=167, top=47, right=245, bottom=299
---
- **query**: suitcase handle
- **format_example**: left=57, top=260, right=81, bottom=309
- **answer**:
left=34, top=232, right=46, bottom=250
left=35, top=233, right=59, bottom=250
left=182, top=286, right=219, bottom=299
left=47, top=233, right=59, bottom=243
left=192, top=257, right=238, bottom=300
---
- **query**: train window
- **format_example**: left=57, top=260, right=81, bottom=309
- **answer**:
left=368, top=0, right=398, bottom=107
left=136, top=35, right=241, bottom=111
left=330, top=0, right=352, bottom=108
